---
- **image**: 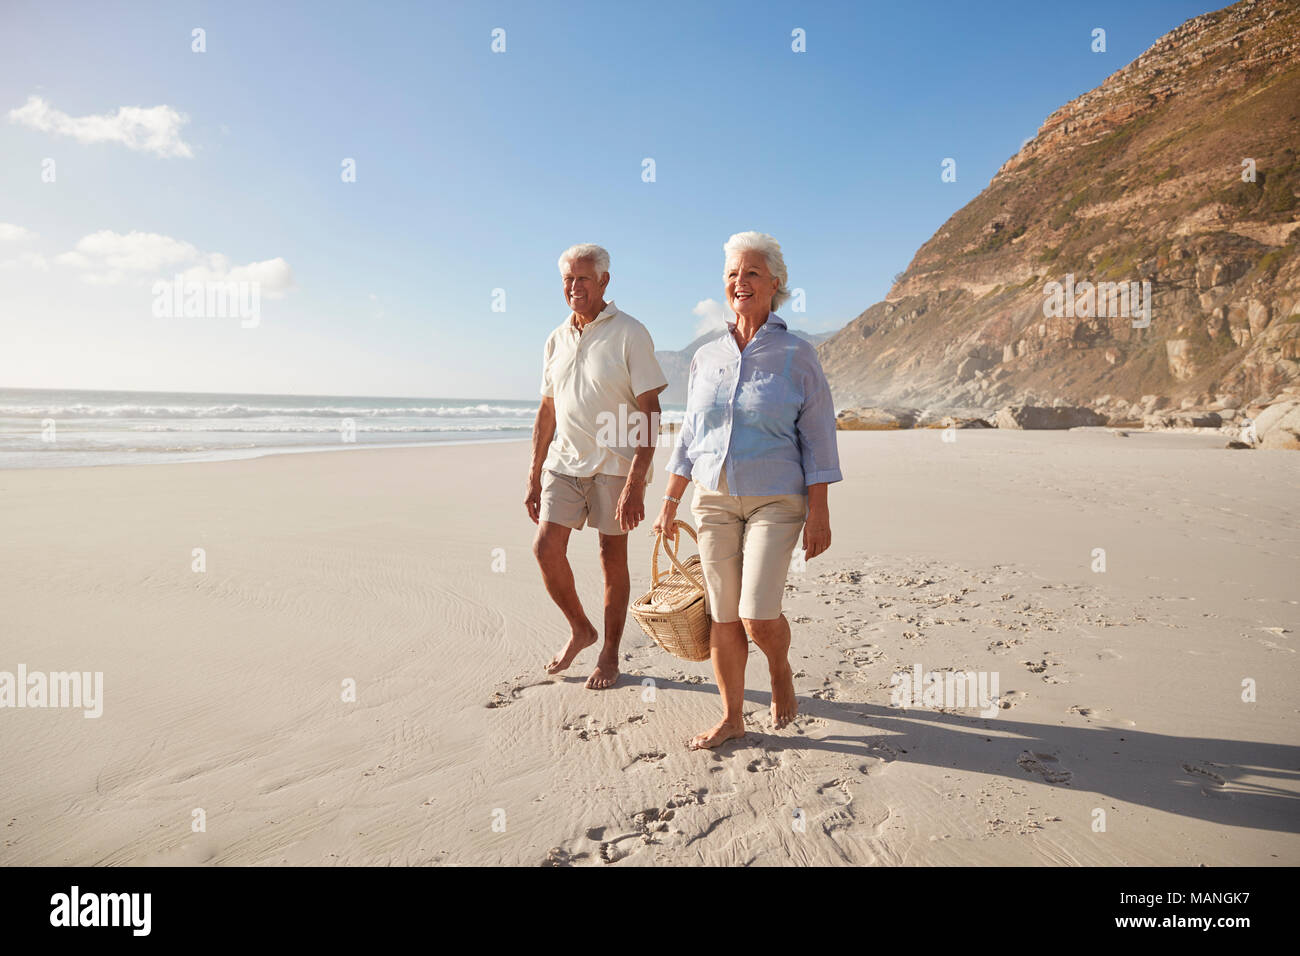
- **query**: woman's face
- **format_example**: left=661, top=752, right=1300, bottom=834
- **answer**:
left=725, top=251, right=778, bottom=322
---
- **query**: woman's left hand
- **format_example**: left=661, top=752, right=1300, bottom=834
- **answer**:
left=803, top=510, right=831, bottom=561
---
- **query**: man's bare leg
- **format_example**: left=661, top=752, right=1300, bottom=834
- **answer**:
left=745, top=615, right=797, bottom=728
left=688, top=620, right=749, bottom=749
left=534, top=521, right=599, bottom=674
left=588, top=532, right=629, bottom=689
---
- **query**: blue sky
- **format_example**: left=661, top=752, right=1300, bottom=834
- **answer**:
left=0, top=0, right=1220, bottom=400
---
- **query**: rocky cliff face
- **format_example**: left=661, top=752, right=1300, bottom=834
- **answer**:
left=819, top=0, right=1300, bottom=417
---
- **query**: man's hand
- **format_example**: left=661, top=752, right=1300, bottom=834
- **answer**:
left=525, top=478, right=542, bottom=524
left=616, top=476, right=646, bottom=531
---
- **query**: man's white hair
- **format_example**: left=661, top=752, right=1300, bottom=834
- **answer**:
left=723, top=231, right=790, bottom=312
left=557, top=243, right=610, bottom=277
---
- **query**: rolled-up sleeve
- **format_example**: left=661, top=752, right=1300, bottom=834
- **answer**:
left=626, top=322, right=669, bottom=397
left=795, top=351, right=842, bottom=486
left=666, top=355, right=697, bottom=480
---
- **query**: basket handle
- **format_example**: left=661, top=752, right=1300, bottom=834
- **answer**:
left=651, top=519, right=705, bottom=592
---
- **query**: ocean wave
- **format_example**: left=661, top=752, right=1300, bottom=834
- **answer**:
left=131, top=422, right=531, bottom=433
left=0, top=403, right=538, bottom=419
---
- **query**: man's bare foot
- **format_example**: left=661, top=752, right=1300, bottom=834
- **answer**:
left=770, top=662, right=798, bottom=729
left=586, top=648, right=620, bottom=690
left=546, top=622, right=598, bottom=675
left=687, top=718, right=745, bottom=750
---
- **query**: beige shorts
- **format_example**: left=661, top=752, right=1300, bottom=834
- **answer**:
left=539, top=469, right=627, bottom=535
left=690, top=471, right=807, bottom=623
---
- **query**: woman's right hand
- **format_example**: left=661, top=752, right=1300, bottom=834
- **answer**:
left=652, top=500, right=678, bottom=543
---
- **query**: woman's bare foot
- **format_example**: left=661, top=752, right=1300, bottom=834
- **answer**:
left=687, top=718, right=745, bottom=750
left=586, top=648, right=620, bottom=689
left=769, top=662, right=798, bottom=728
left=546, top=621, right=598, bottom=675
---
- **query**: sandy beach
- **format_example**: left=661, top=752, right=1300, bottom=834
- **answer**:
left=1, top=429, right=1296, bottom=866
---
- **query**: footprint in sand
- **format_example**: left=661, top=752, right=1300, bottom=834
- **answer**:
left=633, top=807, right=674, bottom=830
left=1067, top=704, right=1109, bottom=721
left=1181, top=761, right=1227, bottom=788
left=486, top=678, right=553, bottom=709
left=486, top=685, right=523, bottom=709
left=789, top=716, right=828, bottom=736
left=857, top=752, right=896, bottom=775
left=598, top=835, right=643, bottom=863
left=816, top=779, right=853, bottom=804
left=1016, top=751, right=1073, bottom=785
left=858, top=740, right=903, bottom=772
left=625, top=751, right=666, bottom=767
left=994, top=689, right=1027, bottom=710
left=542, top=847, right=585, bottom=866
left=665, top=789, right=707, bottom=809
left=747, top=754, right=782, bottom=773
left=562, top=715, right=617, bottom=741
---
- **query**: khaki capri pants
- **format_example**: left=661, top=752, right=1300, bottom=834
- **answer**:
left=690, top=471, right=808, bottom=623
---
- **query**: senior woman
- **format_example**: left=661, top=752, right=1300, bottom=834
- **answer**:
left=653, top=231, right=842, bottom=750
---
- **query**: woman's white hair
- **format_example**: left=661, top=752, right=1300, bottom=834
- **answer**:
left=723, top=231, right=790, bottom=313
left=557, top=243, right=610, bottom=277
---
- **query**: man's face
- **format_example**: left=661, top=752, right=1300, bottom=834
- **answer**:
left=562, top=257, right=609, bottom=314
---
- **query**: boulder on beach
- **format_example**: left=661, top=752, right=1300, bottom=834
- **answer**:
left=1258, top=402, right=1300, bottom=450
left=836, top=407, right=918, bottom=430
left=924, top=415, right=994, bottom=429
left=1143, top=410, right=1224, bottom=429
left=1253, top=399, right=1299, bottom=437
left=914, top=408, right=995, bottom=429
left=992, top=405, right=1106, bottom=429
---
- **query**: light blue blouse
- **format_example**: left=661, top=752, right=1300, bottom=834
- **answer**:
left=666, top=314, right=843, bottom=495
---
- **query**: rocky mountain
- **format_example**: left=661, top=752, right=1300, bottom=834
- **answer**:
left=657, top=327, right=836, bottom=404
left=818, top=0, right=1300, bottom=423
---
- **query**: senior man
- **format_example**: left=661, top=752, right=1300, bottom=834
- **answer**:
left=526, top=244, right=669, bottom=689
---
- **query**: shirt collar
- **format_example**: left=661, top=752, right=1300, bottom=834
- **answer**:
left=725, top=312, right=786, bottom=335
left=569, top=300, right=617, bottom=333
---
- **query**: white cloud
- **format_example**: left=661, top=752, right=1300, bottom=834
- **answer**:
left=53, top=251, right=92, bottom=268
left=73, top=230, right=199, bottom=272
left=56, top=230, right=294, bottom=295
left=692, top=298, right=731, bottom=337
left=181, top=255, right=295, bottom=298
left=7, top=95, right=194, bottom=159
left=0, top=252, right=48, bottom=271
left=0, top=223, right=36, bottom=242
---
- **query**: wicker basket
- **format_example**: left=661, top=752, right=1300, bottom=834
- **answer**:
left=631, top=519, right=712, bottom=662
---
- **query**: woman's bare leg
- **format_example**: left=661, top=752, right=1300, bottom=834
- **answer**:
left=745, top=614, right=797, bottom=728
left=688, top=620, right=749, bottom=749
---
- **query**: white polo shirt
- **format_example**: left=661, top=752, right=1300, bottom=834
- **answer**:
left=540, top=300, right=668, bottom=478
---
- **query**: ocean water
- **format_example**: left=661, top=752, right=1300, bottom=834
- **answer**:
left=0, top=388, right=539, bottom=469
left=0, top=388, right=687, bottom=469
